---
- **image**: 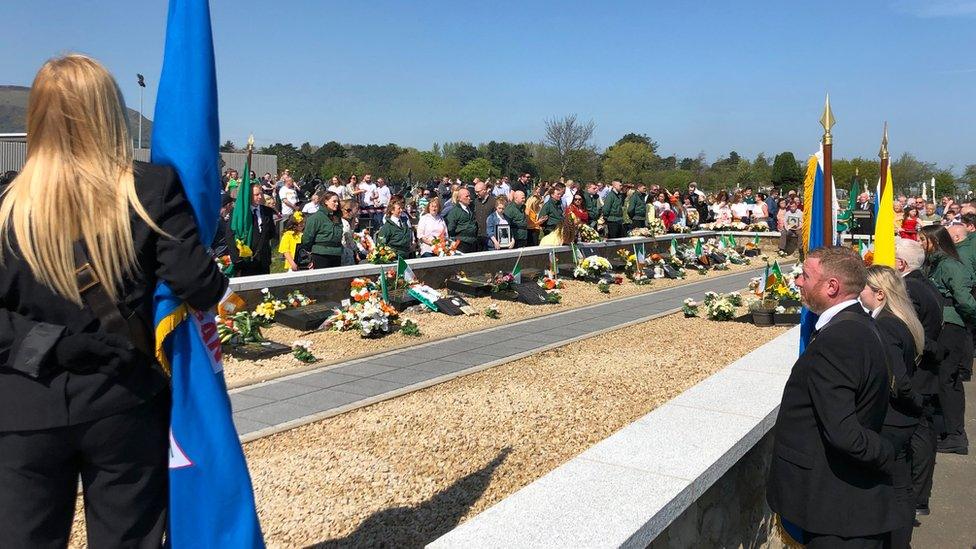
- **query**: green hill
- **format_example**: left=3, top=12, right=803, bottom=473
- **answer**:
left=0, top=85, right=153, bottom=145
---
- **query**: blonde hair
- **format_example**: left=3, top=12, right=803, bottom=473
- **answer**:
left=0, top=54, right=157, bottom=304
left=866, top=265, right=925, bottom=358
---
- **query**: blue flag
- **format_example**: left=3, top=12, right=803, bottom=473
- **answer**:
left=151, top=0, right=264, bottom=546
left=799, top=150, right=828, bottom=353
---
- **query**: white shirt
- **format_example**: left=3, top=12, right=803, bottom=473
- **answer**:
left=493, top=182, right=511, bottom=197
left=302, top=202, right=320, bottom=214
left=279, top=185, right=298, bottom=215
left=327, top=184, right=346, bottom=198
left=375, top=185, right=392, bottom=207
left=814, top=299, right=863, bottom=331
left=561, top=187, right=577, bottom=209
left=358, top=182, right=377, bottom=206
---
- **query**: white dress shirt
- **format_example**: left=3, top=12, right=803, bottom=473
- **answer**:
left=814, top=298, right=863, bottom=331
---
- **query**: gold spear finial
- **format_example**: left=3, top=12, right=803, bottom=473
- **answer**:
left=878, top=122, right=889, bottom=160
left=247, top=133, right=255, bottom=150
left=820, top=93, right=835, bottom=144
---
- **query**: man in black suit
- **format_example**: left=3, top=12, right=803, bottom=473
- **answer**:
left=767, top=246, right=897, bottom=548
left=235, top=184, right=277, bottom=277
left=895, top=237, right=944, bottom=516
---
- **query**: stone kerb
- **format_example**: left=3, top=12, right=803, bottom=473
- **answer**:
left=427, top=326, right=801, bottom=549
left=229, top=231, right=715, bottom=304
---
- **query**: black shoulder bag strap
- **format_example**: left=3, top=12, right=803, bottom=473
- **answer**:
left=73, top=241, right=153, bottom=358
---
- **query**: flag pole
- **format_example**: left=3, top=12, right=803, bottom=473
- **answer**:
left=820, top=94, right=835, bottom=247
left=879, top=122, right=889, bottom=215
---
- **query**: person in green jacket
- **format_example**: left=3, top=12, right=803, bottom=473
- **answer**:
left=538, top=185, right=565, bottom=235
left=948, top=221, right=976, bottom=275
left=628, top=183, right=648, bottom=229
left=602, top=180, right=625, bottom=238
left=920, top=224, right=973, bottom=453
left=582, top=182, right=601, bottom=229
left=302, top=191, right=344, bottom=268
left=445, top=188, right=479, bottom=253
left=504, top=191, right=528, bottom=247
left=377, top=198, right=414, bottom=259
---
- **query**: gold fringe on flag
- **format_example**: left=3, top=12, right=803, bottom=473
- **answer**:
left=801, top=155, right=818, bottom=252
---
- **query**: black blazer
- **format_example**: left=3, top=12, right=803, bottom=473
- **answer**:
left=0, top=161, right=228, bottom=431
left=903, top=269, right=944, bottom=395
left=247, top=204, right=278, bottom=268
left=766, top=303, right=898, bottom=537
left=875, top=310, right=922, bottom=427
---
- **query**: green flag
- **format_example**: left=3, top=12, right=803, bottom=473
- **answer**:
left=695, top=238, right=703, bottom=256
left=229, top=152, right=254, bottom=258
left=397, top=256, right=416, bottom=284
left=759, top=261, right=771, bottom=294
left=669, top=238, right=677, bottom=257
left=512, top=250, right=523, bottom=283
left=728, top=234, right=737, bottom=247
left=753, top=234, right=760, bottom=246
left=379, top=268, right=389, bottom=302
left=571, top=243, right=584, bottom=263
left=768, top=261, right=783, bottom=287
left=548, top=249, right=557, bottom=274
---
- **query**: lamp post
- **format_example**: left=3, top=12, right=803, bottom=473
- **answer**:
left=137, top=74, right=146, bottom=149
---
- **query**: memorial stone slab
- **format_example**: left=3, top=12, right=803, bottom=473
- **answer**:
left=222, top=341, right=291, bottom=360
left=275, top=302, right=340, bottom=331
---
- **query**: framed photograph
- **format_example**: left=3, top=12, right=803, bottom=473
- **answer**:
left=496, top=225, right=512, bottom=247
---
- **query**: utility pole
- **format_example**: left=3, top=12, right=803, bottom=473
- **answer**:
left=137, top=74, right=146, bottom=149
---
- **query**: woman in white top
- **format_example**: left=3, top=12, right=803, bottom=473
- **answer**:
left=416, top=197, right=449, bottom=257
left=710, top=190, right=733, bottom=224
left=326, top=176, right=348, bottom=199
left=651, top=192, right=670, bottom=218
left=729, top=192, right=751, bottom=222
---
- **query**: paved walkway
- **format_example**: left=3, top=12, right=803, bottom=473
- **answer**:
left=231, top=267, right=770, bottom=440
left=912, top=380, right=976, bottom=548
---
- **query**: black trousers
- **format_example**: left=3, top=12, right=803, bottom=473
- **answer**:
left=606, top=221, right=624, bottom=239
left=631, top=218, right=645, bottom=229
left=0, top=396, right=169, bottom=549
left=458, top=241, right=477, bottom=254
left=883, top=424, right=916, bottom=549
left=311, top=253, right=341, bottom=269
left=527, top=230, right=541, bottom=247
left=938, top=323, right=969, bottom=442
left=805, top=531, right=891, bottom=548
left=911, top=396, right=939, bottom=507
left=235, top=260, right=271, bottom=277
left=514, top=239, right=526, bottom=249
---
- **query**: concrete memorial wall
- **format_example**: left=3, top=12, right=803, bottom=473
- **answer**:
left=229, top=232, right=715, bottom=305
left=428, top=326, right=800, bottom=548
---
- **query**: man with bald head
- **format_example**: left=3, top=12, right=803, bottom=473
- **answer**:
left=472, top=181, right=494, bottom=252
left=504, top=191, right=528, bottom=248
left=445, top=187, right=479, bottom=253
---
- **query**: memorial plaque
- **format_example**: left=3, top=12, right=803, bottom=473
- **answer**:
left=662, top=264, right=682, bottom=279
left=608, top=258, right=627, bottom=272
left=435, top=295, right=476, bottom=316
left=511, top=282, right=550, bottom=305
left=743, top=248, right=761, bottom=257
left=709, top=252, right=728, bottom=264
left=222, top=341, right=291, bottom=360
left=558, top=263, right=578, bottom=277
left=518, top=267, right=543, bottom=281
left=774, top=313, right=801, bottom=326
left=446, top=278, right=492, bottom=297
left=387, top=289, right=419, bottom=311
left=275, top=302, right=340, bottom=331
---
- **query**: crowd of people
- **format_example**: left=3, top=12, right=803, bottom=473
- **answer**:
left=768, top=235, right=972, bottom=548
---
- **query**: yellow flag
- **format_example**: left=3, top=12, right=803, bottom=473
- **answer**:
left=873, top=165, right=895, bottom=266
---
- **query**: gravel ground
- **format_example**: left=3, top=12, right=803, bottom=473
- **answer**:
left=224, top=259, right=766, bottom=388
left=234, top=302, right=789, bottom=548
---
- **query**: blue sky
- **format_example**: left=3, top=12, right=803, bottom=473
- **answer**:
left=3, top=0, right=975, bottom=170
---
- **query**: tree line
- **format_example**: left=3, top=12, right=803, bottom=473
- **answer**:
left=221, top=114, right=976, bottom=198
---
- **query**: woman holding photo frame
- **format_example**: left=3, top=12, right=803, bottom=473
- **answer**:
left=486, top=196, right=514, bottom=250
